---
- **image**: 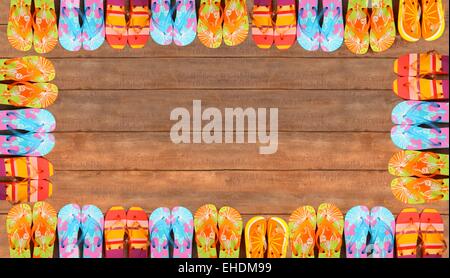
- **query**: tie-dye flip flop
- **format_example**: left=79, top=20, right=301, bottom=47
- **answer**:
left=392, top=177, right=449, bottom=204
left=297, top=0, right=321, bottom=51
left=344, top=205, right=370, bottom=258
left=32, top=201, right=57, bottom=258
left=33, top=0, right=58, bottom=54
left=274, top=0, right=297, bottom=50
left=245, top=216, right=267, bottom=258
left=391, top=125, right=449, bottom=150
left=392, top=101, right=449, bottom=125
left=0, top=157, right=54, bottom=180
left=194, top=204, right=219, bottom=258
left=369, top=0, right=395, bottom=53
left=127, top=207, right=149, bottom=258
left=396, top=208, right=420, bottom=258
left=393, top=77, right=449, bottom=100
left=421, top=0, right=445, bottom=41
left=150, top=0, right=174, bottom=46
left=198, top=0, right=223, bottom=48
left=320, top=0, right=344, bottom=52
left=289, top=206, right=316, bottom=258
left=394, top=52, right=449, bottom=77
left=149, top=207, right=171, bottom=258
left=398, top=0, right=421, bottom=42
left=420, top=209, right=447, bottom=258
left=316, top=203, right=344, bottom=258
left=0, top=132, right=55, bottom=156
left=129, top=0, right=150, bottom=48
left=251, top=0, right=274, bottom=49
left=171, top=206, right=194, bottom=258
left=173, top=0, right=197, bottom=46
left=0, top=109, right=55, bottom=133
left=218, top=206, right=243, bottom=258
left=82, top=0, right=106, bottom=51
left=59, top=0, right=83, bottom=51
left=7, top=204, right=32, bottom=258
left=344, top=0, right=370, bottom=55
left=0, top=56, right=55, bottom=83
left=58, top=204, right=82, bottom=258
left=223, top=0, right=249, bottom=47
left=266, top=217, right=289, bottom=258
left=106, top=0, right=128, bottom=49
left=389, top=150, right=449, bottom=177
left=367, top=207, right=395, bottom=258
left=1, top=179, right=52, bottom=203
left=80, top=205, right=104, bottom=258
left=7, top=0, right=33, bottom=52
left=0, top=83, right=58, bottom=108
left=104, top=206, right=127, bottom=258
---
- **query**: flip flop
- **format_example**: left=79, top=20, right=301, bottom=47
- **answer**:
left=106, top=0, right=128, bottom=49
left=82, top=0, right=106, bottom=51
left=320, top=0, right=344, bottom=52
left=149, top=207, right=171, bottom=258
left=80, top=205, right=104, bottom=258
left=0, top=157, right=54, bottom=180
left=58, top=204, right=82, bottom=258
left=223, top=0, right=249, bottom=47
left=251, top=0, right=274, bottom=49
left=388, top=150, right=449, bottom=177
left=6, top=204, right=32, bottom=258
left=0, top=109, right=56, bottom=133
left=0, top=132, right=56, bottom=156
left=104, top=206, right=127, bottom=258
left=391, top=125, right=449, bottom=150
left=173, top=0, right=197, bottom=46
left=267, top=217, right=289, bottom=258
left=391, top=177, right=449, bottom=204
left=296, top=0, right=321, bottom=51
left=392, top=101, right=449, bottom=125
left=150, top=0, right=174, bottom=46
left=198, top=0, right=223, bottom=48
left=419, top=208, right=447, bottom=258
left=7, top=0, right=33, bottom=52
left=59, top=0, right=83, bottom=51
left=31, top=201, right=57, bottom=258
left=344, top=0, right=370, bottom=55
left=344, top=205, right=369, bottom=258
left=316, top=203, right=344, bottom=258
left=129, top=0, right=151, bottom=48
left=393, top=77, right=449, bottom=100
left=367, top=207, right=395, bottom=258
left=218, top=206, right=243, bottom=258
left=0, top=56, right=55, bottom=83
left=0, top=83, right=58, bottom=108
left=398, top=0, right=421, bottom=42
left=421, top=0, right=445, bottom=41
left=171, top=206, right=194, bottom=258
left=33, top=0, right=58, bottom=54
left=289, top=206, right=316, bottom=258
left=396, top=208, right=420, bottom=258
left=394, top=52, right=449, bottom=77
left=245, top=216, right=267, bottom=258
left=369, top=0, right=395, bottom=52
left=0, top=179, right=52, bottom=203
left=274, top=0, right=297, bottom=50
left=127, top=207, right=149, bottom=258
left=194, top=204, right=219, bottom=258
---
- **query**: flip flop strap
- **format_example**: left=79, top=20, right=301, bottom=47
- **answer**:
left=346, top=218, right=369, bottom=254
left=3, top=110, right=45, bottom=131
left=223, top=1, right=247, bottom=35
left=371, top=4, right=394, bottom=34
left=345, top=5, right=370, bottom=41
left=199, top=3, right=224, bottom=34
left=404, top=101, right=441, bottom=124
left=290, top=220, right=315, bottom=256
left=195, top=218, right=219, bottom=249
left=320, top=7, right=342, bottom=39
left=61, top=6, right=82, bottom=38
left=5, top=82, right=45, bottom=106
left=298, top=7, right=322, bottom=38
left=32, top=3, right=57, bottom=39
left=4, top=130, right=44, bottom=155
left=82, top=4, right=105, bottom=39
left=104, top=219, right=126, bottom=245
left=150, top=4, right=175, bottom=35
left=404, top=178, right=447, bottom=202
left=218, top=218, right=241, bottom=254
left=1, top=58, right=38, bottom=81
left=420, top=224, right=447, bottom=253
left=150, top=218, right=173, bottom=250
left=7, top=181, right=38, bottom=203
left=402, top=151, right=442, bottom=178
left=9, top=218, right=32, bottom=252
left=126, top=222, right=148, bottom=246
left=59, top=216, right=80, bottom=249
left=368, top=219, right=394, bottom=253
left=9, top=4, right=32, bottom=38
left=173, top=2, right=196, bottom=32
left=405, top=123, right=444, bottom=148
left=172, top=217, right=191, bottom=250
left=315, top=218, right=342, bottom=254
left=31, top=214, right=56, bottom=247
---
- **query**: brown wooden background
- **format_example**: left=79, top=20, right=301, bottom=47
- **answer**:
left=0, top=0, right=448, bottom=258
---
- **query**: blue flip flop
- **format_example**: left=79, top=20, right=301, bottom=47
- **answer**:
left=149, top=207, right=172, bottom=258
left=392, top=101, right=449, bottom=125
left=150, top=0, right=175, bottom=45
left=0, top=109, right=55, bottom=133
left=58, top=204, right=82, bottom=258
left=320, top=0, right=344, bottom=52
left=80, top=205, right=104, bottom=258
left=297, top=0, right=321, bottom=51
left=81, top=0, right=105, bottom=50
left=368, top=206, right=395, bottom=258
left=171, top=206, right=194, bottom=258
left=173, top=0, right=197, bottom=46
left=0, top=132, right=55, bottom=156
left=344, top=205, right=370, bottom=258
left=59, top=0, right=83, bottom=51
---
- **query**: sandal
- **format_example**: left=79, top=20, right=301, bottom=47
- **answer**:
left=7, top=204, right=32, bottom=258
left=320, top=0, right=344, bottom=52
left=367, top=206, right=395, bottom=258
left=197, top=0, right=223, bottom=48
left=289, top=205, right=316, bottom=258
left=173, top=0, right=197, bottom=46
left=149, top=207, right=171, bottom=258
left=0, top=109, right=55, bottom=133
left=421, top=0, right=445, bottom=41
left=297, top=0, right=321, bottom=51
left=396, top=208, right=420, bottom=258
left=344, top=205, right=370, bottom=258
left=80, top=205, right=104, bottom=258
left=104, top=206, right=127, bottom=258
left=82, top=0, right=106, bottom=50
left=0, top=157, right=54, bottom=180
left=128, top=0, right=150, bottom=48
left=316, top=203, right=344, bottom=258
left=59, top=0, right=83, bottom=51
left=223, top=0, right=249, bottom=47
left=58, top=204, right=82, bottom=258
left=32, top=201, right=57, bottom=258
left=419, top=208, right=447, bottom=257
left=344, top=0, right=370, bottom=55
left=391, top=101, right=448, bottom=125
left=274, top=0, right=297, bottom=50
left=266, top=216, right=289, bottom=258
left=33, top=0, right=58, bottom=53
left=251, top=0, right=274, bottom=49
left=218, top=206, right=243, bottom=258
left=369, top=0, right=395, bottom=52
left=391, top=124, right=448, bottom=150
left=171, top=206, right=194, bottom=258
left=394, top=52, right=449, bottom=77
left=245, top=216, right=267, bottom=258
left=126, top=207, right=149, bottom=258
left=0, top=56, right=55, bottom=83
left=388, top=150, right=449, bottom=177
left=7, top=0, right=33, bottom=52
left=391, top=177, right=449, bottom=204
left=393, top=77, right=449, bottom=100
left=106, top=0, right=128, bottom=49
left=1, top=179, right=52, bottom=203
left=398, top=0, right=421, bottom=42
left=150, top=0, right=174, bottom=46
left=194, top=204, right=219, bottom=258
left=0, top=132, right=55, bottom=156
left=0, top=82, right=58, bottom=108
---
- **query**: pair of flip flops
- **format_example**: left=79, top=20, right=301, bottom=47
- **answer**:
left=6, top=202, right=57, bottom=258
left=59, top=0, right=105, bottom=51
left=396, top=208, right=447, bottom=258
left=344, top=206, right=395, bottom=258
left=58, top=204, right=104, bottom=258
left=398, top=0, right=445, bottom=42
left=344, top=0, right=395, bottom=54
left=289, top=203, right=344, bottom=258
left=149, top=207, right=193, bottom=258
left=252, top=0, right=296, bottom=50
left=297, top=0, right=343, bottom=52
left=106, top=0, right=150, bottom=49
left=198, top=0, right=249, bottom=48
left=150, top=0, right=197, bottom=46
left=194, top=204, right=242, bottom=258
left=7, top=0, right=58, bottom=53
left=245, top=215, right=288, bottom=258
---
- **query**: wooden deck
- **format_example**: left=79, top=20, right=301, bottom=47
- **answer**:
left=0, top=1, right=448, bottom=258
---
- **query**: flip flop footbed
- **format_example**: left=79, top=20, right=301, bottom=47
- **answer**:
left=1, top=179, right=52, bottom=203
left=223, top=0, right=249, bottom=47
left=394, top=53, right=449, bottom=77
left=297, top=0, right=320, bottom=51
left=33, top=0, right=58, bottom=54
left=59, top=0, right=82, bottom=51
left=274, top=0, right=297, bottom=50
left=392, top=101, right=449, bottom=125
left=420, top=208, right=446, bottom=257
left=149, top=207, right=171, bottom=258
left=58, top=204, right=82, bottom=258
left=245, top=216, right=266, bottom=258
left=173, top=0, right=197, bottom=46
left=0, top=132, right=55, bottom=156
left=421, top=0, right=445, bottom=41
left=128, top=0, right=150, bottom=48
left=344, top=0, right=370, bottom=55
left=316, top=203, right=344, bottom=258
left=127, top=207, right=149, bottom=258
left=398, top=0, right=421, bottom=42
left=388, top=150, right=449, bottom=177
left=344, top=205, right=369, bottom=258
left=0, top=157, right=54, bottom=180
left=171, top=206, right=194, bottom=258
left=32, top=202, right=57, bottom=258
left=0, top=56, right=55, bottom=82
left=82, top=0, right=106, bottom=50
left=150, top=0, right=173, bottom=46
left=81, top=205, right=104, bottom=258
left=368, top=207, right=395, bottom=258
left=267, top=217, right=289, bottom=258
left=391, top=177, right=449, bottom=204
left=396, top=208, right=420, bottom=258
left=0, top=83, right=58, bottom=108
left=194, top=204, right=218, bottom=258
left=218, top=206, right=243, bottom=258
left=289, top=206, right=316, bottom=258
left=7, top=0, right=33, bottom=52
left=393, top=77, right=449, bottom=101
left=252, top=0, right=273, bottom=49
left=320, top=0, right=344, bottom=52
left=7, top=204, right=32, bottom=258
left=0, top=109, right=55, bottom=132
left=369, top=0, right=395, bottom=52
left=391, top=125, right=448, bottom=150
left=104, top=206, right=126, bottom=258
left=106, top=0, right=128, bottom=49
left=198, top=0, right=223, bottom=48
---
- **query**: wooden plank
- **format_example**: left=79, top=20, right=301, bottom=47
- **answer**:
left=48, top=89, right=398, bottom=132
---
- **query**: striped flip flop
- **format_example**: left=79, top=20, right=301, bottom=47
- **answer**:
left=104, top=206, right=127, bottom=258
left=7, top=0, right=33, bottom=52
left=82, top=0, right=106, bottom=51
left=391, top=101, right=449, bottom=125
left=420, top=209, right=447, bottom=258
left=59, top=0, right=83, bottom=51
left=388, top=150, right=449, bottom=177
left=32, top=201, right=57, bottom=258
left=369, top=0, right=395, bottom=53
left=0, top=83, right=58, bottom=108
left=194, top=204, right=219, bottom=258
left=344, top=205, right=370, bottom=258
left=197, top=0, right=223, bottom=48
left=0, top=132, right=56, bottom=156
left=129, top=0, right=151, bottom=48
left=58, top=204, right=82, bottom=258
left=391, top=177, right=449, bottom=204
left=218, top=206, right=243, bottom=258
left=421, top=0, right=445, bottom=41
left=33, top=0, right=58, bottom=54
left=171, top=206, right=194, bottom=258
left=396, top=208, right=420, bottom=258
left=394, top=52, right=449, bottom=77
left=127, top=207, right=149, bottom=258
left=289, top=205, right=316, bottom=258
left=251, top=0, right=274, bottom=49
left=0, top=109, right=56, bottom=133
left=149, top=207, right=171, bottom=258
left=7, top=204, right=32, bottom=258
left=316, top=203, right=344, bottom=258
left=173, top=0, right=197, bottom=46
left=297, top=0, right=321, bottom=51
left=223, top=0, right=249, bottom=47
left=393, top=77, right=449, bottom=100
left=245, top=216, right=267, bottom=258
left=106, top=0, right=128, bottom=49
left=0, top=179, right=53, bottom=203
left=368, top=206, right=395, bottom=258
left=344, top=0, right=370, bottom=55
left=398, top=0, right=421, bottom=42
left=267, top=217, right=289, bottom=258
left=391, top=125, right=449, bottom=150
left=0, top=157, right=54, bottom=180
left=274, top=0, right=297, bottom=50
left=0, top=56, right=55, bottom=83
left=320, top=0, right=344, bottom=52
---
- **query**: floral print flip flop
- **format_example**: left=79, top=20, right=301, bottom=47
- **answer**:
left=32, top=202, right=57, bottom=258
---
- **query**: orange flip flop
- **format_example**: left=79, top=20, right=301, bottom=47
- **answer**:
left=396, top=208, right=420, bottom=258
left=420, top=209, right=447, bottom=258
left=104, top=206, right=127, bottom=258
left=316, top=203, right=344, bottom=258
